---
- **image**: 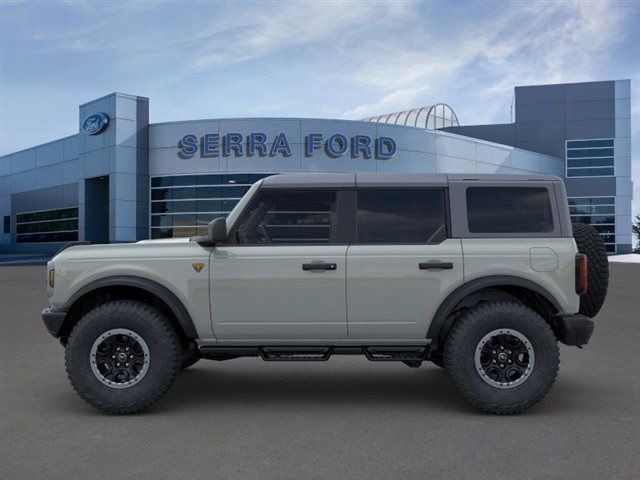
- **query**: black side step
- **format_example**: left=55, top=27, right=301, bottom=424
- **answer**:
left=198, top=346, right=430, bottom=362
left=260, top=347, right=333, bottom=361
left=363, top=346, right=428, bottom=362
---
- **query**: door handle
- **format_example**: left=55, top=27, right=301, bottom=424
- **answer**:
left=419, top=261, right=453, bottom=270
left=302, top=262, right=337, bottom=271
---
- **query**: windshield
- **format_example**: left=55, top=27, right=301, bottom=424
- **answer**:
left=225, top=180, right=263, bottom=231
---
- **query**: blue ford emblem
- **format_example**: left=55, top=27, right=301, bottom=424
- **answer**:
left=82, top=112, right=109, bottom=135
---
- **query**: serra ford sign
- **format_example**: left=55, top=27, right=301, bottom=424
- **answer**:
left=178, top=132, right=397, bottom=160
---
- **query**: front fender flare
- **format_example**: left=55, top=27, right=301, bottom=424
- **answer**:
left=64, top=275, right=198, bottom=338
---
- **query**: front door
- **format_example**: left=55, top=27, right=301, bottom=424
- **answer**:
left=346, top=188, right=464, bottom=339
left=210, top=188, right=347, bottom=340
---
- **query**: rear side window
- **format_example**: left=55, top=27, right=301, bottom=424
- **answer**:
left=466, top=187, right=554, bottom=233
left=235, top=190, right=337, bottom=244
left=356, top=189, right=447, bottom=243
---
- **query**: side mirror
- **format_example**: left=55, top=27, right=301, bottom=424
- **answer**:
left=209, top=217, right=227, bottom=243
left=194, top=217, right=227, bottom=246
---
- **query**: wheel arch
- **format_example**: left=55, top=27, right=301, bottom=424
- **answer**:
left=427, top=275, right=561, bottom=343
left=60, top=276, right=198, bottom=341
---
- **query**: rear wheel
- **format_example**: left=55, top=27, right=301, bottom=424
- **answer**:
left=65, top=300, right=181, bottom=414
left=444, top=301, right=559, bottom=414
left=572, top=222, right=609, bottom=317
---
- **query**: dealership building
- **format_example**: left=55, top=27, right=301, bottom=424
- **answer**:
left=0, top=79, right=633, bottom=254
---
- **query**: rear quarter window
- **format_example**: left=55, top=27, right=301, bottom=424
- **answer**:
left=466, top=187, right=554, bottom=233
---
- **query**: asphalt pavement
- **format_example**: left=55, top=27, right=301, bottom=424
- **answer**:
left=1, top=263, right=639, bottom=480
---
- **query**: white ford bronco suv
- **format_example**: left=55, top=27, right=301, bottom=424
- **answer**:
left=42, top=173, right=608, bottom=415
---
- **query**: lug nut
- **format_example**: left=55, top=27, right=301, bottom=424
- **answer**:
left=116, top=363, right=120, bottom=367
left=111, top=355, right=116, bottom=359
left=500, top=364, right=504, bottom=368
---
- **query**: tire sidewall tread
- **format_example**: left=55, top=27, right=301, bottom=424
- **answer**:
left=65, top=300, right=181, bottom=415
left=444, top=301, right=560, bottom=415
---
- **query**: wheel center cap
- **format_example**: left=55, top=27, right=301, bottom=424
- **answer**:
left=117, top=352, right=128, bottom=362
left=497, top=352, right=508, bottom=363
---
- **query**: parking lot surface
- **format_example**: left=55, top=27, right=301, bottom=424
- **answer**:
left=1, top=264, right=639, bottom=480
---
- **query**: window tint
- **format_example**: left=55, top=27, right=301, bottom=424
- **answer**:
left=466, top=187, right=554, bottom=233
left=3, top=216, right=9, bottom=234
left=356, top=189, right=447, bottom=243
left=236, top=190, right=336, bottom=244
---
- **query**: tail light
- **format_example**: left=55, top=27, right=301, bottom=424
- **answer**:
left=575, top=254, right=588, bottom=295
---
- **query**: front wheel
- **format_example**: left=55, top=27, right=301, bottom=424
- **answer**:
left=444, top=301, right=559, bottom=414
left=65, top=300, right=182, bottom=414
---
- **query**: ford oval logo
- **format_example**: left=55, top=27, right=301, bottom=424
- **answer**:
left=82, top=112, right=109, bottom=135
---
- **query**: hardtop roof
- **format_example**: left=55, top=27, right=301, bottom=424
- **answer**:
left=260, top=172, right=561, bottom=188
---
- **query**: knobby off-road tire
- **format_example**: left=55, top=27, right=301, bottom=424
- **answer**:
left=65, top=300, right=181, bottom=415
left=572, top=222, right=609, bottom=318
left=444, top=301, right=559, bottom=415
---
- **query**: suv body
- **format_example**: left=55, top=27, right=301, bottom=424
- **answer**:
left=42, top=173, right=598, bottom=414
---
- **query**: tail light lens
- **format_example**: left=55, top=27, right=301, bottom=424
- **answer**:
left=575, top=254, right=588, bottom=295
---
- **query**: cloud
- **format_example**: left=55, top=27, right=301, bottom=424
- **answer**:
left=340, top=0, right=634, bottom=120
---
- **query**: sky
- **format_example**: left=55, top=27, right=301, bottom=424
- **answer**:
left=1, top=0, right=639, bottom=214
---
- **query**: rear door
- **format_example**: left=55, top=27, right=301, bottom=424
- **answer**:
left=346, top=188, right=463, bottom=339
left=210, top=188, right=349, bottom=340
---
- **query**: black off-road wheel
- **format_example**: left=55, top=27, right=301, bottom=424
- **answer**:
left=65, top=300, right=181, bottom=415
left=444, top=301, right=559, bottom=414
left=572, top=222, right=609, bottom=318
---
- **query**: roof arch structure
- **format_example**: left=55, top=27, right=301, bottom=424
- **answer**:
left=363, top=103, right=460, bottom=130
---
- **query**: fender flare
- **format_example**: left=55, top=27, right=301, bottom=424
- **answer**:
left=426, top=275, right=561, bottom=341
left=64, top=275, right=198, bottom=338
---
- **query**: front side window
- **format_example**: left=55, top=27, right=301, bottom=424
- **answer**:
left=356, top=189, right=447, bottom=243
left=235, top=190, right=337, bottom=245
left=466, top=187, right=554, bottom=234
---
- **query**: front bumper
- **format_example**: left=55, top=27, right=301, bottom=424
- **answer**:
left=556, top=314, right=594, bottom=346
left=41, top=307, right=68, bottom=337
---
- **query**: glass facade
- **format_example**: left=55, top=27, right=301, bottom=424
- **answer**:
left=150, top=173, right=274, bottom=238
left=566, top=139, right=614, bottom=177
left=15, top=207, right=78, bottom=243
left=568, top=197, right=616, bottom=253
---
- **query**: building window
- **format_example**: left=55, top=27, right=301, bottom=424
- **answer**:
left=15, top=207, right=78, bottom=243
left=568, top=197, right=616, bottom=253
left=566, top=139, right=614, bottom=178
left=150, top=174, right=274, bottom=238
left=3, top=216, right=9, bottom=234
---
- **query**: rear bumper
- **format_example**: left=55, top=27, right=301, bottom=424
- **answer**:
left=556, top=314, right=594, bottom=346
left=41, top=307, right=68, bottom=337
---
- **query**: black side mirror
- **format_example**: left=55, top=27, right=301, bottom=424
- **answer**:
left=209, top=217, right=227, bottom=243
left=194, top=217, right=227, bottom=246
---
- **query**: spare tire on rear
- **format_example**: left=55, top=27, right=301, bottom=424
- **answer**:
left=572, top=223, right=609, bottom=317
